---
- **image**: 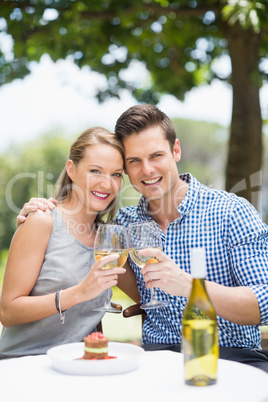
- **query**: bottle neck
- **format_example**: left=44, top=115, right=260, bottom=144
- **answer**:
left=188, top=278, right=216, bottom=320
left=190, top=277, right=206, bottom=298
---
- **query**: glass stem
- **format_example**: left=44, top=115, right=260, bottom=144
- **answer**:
left=150, top=285, right=157, bottom=301
left=105, top=287, right=112, bottom=306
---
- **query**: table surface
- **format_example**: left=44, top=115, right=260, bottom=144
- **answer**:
left=0, top=348, right=268, bottom=402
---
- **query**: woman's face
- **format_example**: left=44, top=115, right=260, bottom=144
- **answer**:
left=67, top=143, right=124, bottom=214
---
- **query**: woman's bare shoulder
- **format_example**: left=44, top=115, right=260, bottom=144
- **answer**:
left=16, top=209, right=53, bottom=237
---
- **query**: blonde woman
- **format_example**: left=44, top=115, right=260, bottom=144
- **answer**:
left=0, top=127, right=139, bottom=359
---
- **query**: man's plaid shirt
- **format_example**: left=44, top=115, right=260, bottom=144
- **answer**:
left=116, top=173, right=268, bottom=348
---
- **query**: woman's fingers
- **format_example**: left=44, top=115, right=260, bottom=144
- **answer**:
left=80, top=254, right=126, bottom=301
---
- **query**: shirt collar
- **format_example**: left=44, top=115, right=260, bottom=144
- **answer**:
left=177, top=173, right=201, bottom=218
left=136, top=173, right=201, bottom=220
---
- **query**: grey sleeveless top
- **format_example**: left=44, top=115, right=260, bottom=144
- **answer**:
left=0, top=208, right=107, bottom=358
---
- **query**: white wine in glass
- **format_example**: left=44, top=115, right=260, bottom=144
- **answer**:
left=94, top=224, right=128, bottom=313
left=128, top=222, right=168, bottom=309
left=94, top=249, right=129, bottom=269
left=128, top=248, right=161, bottom=268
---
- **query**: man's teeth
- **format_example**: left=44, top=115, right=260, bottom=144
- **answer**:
left=92, top=191, right=108, bottom=198
left=143, top=178, right=161, bottom=184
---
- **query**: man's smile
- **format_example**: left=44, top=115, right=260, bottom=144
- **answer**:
left=141, top=176, right=163, bottom=186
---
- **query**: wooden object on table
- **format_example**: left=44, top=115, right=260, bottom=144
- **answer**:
left=123, top=304, right=268, bottom=351
left=123, top=303, right=146, bottom=325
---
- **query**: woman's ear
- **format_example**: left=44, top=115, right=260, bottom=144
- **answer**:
left=66, top=160, right=76, bottom=181
left=173, top=139, right=181, bottom=162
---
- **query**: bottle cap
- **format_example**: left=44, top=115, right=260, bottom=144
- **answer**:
left=191, top=247, right=207, bottom=278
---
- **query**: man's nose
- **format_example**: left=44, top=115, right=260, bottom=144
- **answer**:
left=141, top=160, right=154, bottom=175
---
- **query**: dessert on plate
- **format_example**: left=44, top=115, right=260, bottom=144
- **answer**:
left=83, top=332, right=108, bottom=360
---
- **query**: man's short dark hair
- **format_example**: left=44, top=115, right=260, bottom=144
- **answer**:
left=115, top=104, right=177, bottom=152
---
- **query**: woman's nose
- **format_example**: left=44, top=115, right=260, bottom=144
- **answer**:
left=99, top=175, right=112, bottom=191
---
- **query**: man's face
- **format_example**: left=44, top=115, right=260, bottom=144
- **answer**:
left=123, top=125, right=181, bottom=203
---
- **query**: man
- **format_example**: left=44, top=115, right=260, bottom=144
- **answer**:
left=114, top=104, right=268, bottom=371
left=16, top=104, right=268, bottom=371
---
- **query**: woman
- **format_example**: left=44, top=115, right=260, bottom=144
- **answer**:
left=0, top=127, right=139, bottom=358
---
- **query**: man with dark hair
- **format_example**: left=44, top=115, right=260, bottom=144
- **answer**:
left=114, top=104, right=268, bottom=372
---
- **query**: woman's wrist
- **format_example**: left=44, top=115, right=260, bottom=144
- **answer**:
left=55, top=290, right=66, bottom=324
left=59, top=286, right=84, bottom=311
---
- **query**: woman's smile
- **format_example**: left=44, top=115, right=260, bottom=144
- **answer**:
left=91, top=191, right=110, bottom=200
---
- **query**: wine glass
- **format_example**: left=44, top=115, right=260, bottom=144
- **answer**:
left=128, top=221, right=168, bottom=309
left=93, top=224, right=128, bottom=313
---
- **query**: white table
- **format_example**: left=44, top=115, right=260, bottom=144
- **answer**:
left=0, top=349, right=267, bottom=402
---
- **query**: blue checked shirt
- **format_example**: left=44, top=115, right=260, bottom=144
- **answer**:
left=115, top=173, right=268, bottom=348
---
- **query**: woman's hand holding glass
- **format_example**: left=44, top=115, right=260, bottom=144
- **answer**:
left=93, top=224, right=129, bottom=313
left=77, top=252, right=126, bottom=304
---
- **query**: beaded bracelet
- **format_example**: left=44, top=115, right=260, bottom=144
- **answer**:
left=55, top=290, right=66, bottom=324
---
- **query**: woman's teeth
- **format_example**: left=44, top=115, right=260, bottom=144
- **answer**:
left=92, top=191, right=108, bottom=198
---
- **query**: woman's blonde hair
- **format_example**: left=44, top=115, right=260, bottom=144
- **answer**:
left=55, top=127, right=124, bottom=223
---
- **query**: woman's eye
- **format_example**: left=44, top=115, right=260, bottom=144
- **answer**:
left=113, top=173, right=122, bottom=177
left=90, top=169, right=100, bottom=174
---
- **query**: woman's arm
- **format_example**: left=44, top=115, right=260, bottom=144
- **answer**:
left=16, top=198, right=140, bottom=303
left=0, top=212, right=126, bottom=327
left=0, top=212, right=54, bottom=326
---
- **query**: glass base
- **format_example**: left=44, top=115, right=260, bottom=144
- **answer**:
left=140, top=299, right=169, bottom=310
left=185, top=376, right=217, bottom=386
left=93, top=305, right=122, bottom=314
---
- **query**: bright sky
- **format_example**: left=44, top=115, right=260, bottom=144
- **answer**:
left=0, top=54, right=267, bottom=153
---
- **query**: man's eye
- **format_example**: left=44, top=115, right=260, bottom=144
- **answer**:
left=152, top=154, right=161, bottom=158
left=129, top=159, right=138, bottom=164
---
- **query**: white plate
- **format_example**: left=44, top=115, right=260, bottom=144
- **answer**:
left=47, top=341, right=144, bottom=375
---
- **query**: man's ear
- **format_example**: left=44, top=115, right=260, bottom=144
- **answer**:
left=66, top=159, right=76, bottom=181
left=173, top=139, right=181, bottom=162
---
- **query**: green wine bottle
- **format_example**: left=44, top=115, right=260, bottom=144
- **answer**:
left=182, top=247, right=219, bottom=386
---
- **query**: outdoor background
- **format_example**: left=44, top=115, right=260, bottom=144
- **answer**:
left=1, top=1, right=268, bottom=342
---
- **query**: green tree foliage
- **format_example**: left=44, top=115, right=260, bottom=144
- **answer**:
left=174, top=119, right=228, bottom=187
left=1, top=1, right=267, bottom=206
left=0, top=1, right=266, bottom=92
left=0, top=133, right=71, bottom=251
